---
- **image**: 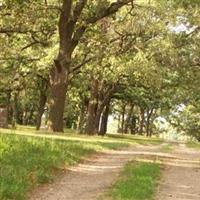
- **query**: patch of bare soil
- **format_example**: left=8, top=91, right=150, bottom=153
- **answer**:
left=156, top=143, right=200, bottom=200
left=29, top=143, right=200, bottom=200
left=29, top=145, right=162, bottom=200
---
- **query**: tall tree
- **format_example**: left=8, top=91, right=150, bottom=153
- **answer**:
left=48, top=0, right=134, bottom=132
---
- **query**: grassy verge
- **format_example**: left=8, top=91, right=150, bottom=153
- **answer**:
left=0, top=126, right=163, bottom=147
left=103, top=162, right=161, bottom=200
left=0, top=126, right=163, bottom=200
left=187, top=141, right=200, bottom=149
left=0, top=133, right=128, bottom=200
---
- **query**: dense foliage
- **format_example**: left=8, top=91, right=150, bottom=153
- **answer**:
left=0, top=0, right=200, bottom=139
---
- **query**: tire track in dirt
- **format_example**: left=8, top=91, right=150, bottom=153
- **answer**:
left=29, top=143, right=200, bottom=200
left=156, top=143, right=200, bottom=200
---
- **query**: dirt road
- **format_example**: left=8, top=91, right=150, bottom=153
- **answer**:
left=156, top=143, right=200, bottom=200
left=29, top=143, right=200, bottom=200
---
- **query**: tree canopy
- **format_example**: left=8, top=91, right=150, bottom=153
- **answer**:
left=0, top=0, right=200, bottom=140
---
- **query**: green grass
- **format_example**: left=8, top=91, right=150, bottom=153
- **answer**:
left=103, top=162, right=161, bottom=200
left=187, top=141, right=200, bottom=149
left=0, top=133, right=128, bottom=200
left=0, top=126, right=163, bottom=146
left=0, top=126, right=163, bottom=200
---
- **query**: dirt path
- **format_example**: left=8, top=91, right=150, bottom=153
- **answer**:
left=29, top=143, right=200, bottom=200
left=29, top=144, right=165, bottom=200
left=156, top=143, right=200, bottom=200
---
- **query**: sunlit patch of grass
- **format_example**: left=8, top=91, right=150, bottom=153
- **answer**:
left=0, top=133, right=128, bottom=200
left=0, top=126, right=163, bottom=146
left=0, top=128, right=130, bottom=146
left=16, top=125, right=78, bottom=134
left=0, top=126, right=163, bottom=199
left=103, top=162, right=161, bottom=200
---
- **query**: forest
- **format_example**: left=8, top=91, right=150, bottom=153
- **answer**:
left=0, top=1, right=200, bottom=200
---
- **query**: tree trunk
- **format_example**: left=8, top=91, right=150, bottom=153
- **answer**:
left=48, top=84, right=67, bottom=132
left=11, top=93, right=18, bottom=129
left=23, top=109, right=28, bottom=125
left=6, top=92, right=11, bottom=125
left=99, top=103, right=110, bottom=136
left=85, top=102, right=96, bottom=135
left=85, top=79, right=99, bottom=135
left=146, top=108, right=154, bottom=137
left=46, top=0, right=133, bottom=132
left=94, top=111, right=101, bottom=133
left=28, top=108, right=34, bottom=125
left=146, top=110, right=150, bottom=137
left=36, top=93, right=47, bottom=130
left=121, top=104, right=126, bottom=134
left=139, top=107, right=145, bottom=135
left=94, top=82, right=115, bottom=134
left=117, top=114, right=121, bottom=133
left=130, top=115, right=136, bottom=134
left=124, top=104, right=134, bottom=134
left=94, top=97, right=112, bottom=134
left=77, top=101, right=86, bottom=134
left=48, top=62, right=68, bottom=132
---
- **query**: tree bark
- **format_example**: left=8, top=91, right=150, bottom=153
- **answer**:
left=124, top=103, right=134, bottom=134
left=48, top=63, right=68, bottom=132
left=48, top=84, right=67, bottom=132
left=121, top=104, right=126, bottom=134
left=94, top=111, right=101, bottom=133
left=146, top=108, right=154, bottom=137
left=6, top=92, right=11, bottom=125
left=94, top=99, right=112, bottom=134
left=47, top=0, right=73, bottom=132
left=28, top=108, right=35, bottom=125
left=77, top=98, right=87, bottom=133
left=117, top=114, right=121, bottom=133
left=36, top=93, right=47, bottom=130
left=77, top=110, right=85, bottom=132
left=11, top=93, right=18, bottom=129
left=94, top=82, right=116, bottom=134
left=22, top=109, right=28, bottom=125
left=85, top=79, right=99, bottom=135
left=139, top=107, right=145, bottom=135
left=130, top=114, right=136, bottom=134
left=99, top=102, right=110, bottom=136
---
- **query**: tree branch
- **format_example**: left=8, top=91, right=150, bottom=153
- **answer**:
left=73, top=0, right=87, bottom=23
left=58, top=0, right=72, bottom=42
left=70, top=56, right=93, bottom=74
left=71, top=0, right=134, bottom=48
left=86, top=0, right=134, bottom=24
